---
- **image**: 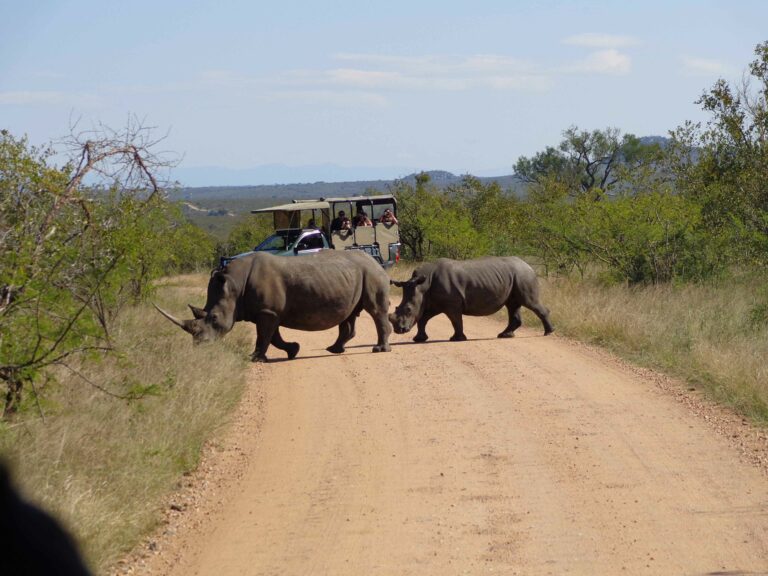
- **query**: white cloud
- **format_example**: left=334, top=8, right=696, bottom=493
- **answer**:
left=563, top=33, right=638, bottom=48
left=0, top=90, right=68, bottom=105
left=335, top=53, right=532, bottom=75
left=564, top=49, right=632, bottom=75
left=289, top=53, right=552, bottom=93
left=680, top=56, right=729, bottom=76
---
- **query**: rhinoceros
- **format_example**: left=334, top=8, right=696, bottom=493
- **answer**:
left=155, top=250, right=392, bottom=362
left=389, top=256, right=553, bottom=342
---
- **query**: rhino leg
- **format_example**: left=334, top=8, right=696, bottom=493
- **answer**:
left=360, top=284, right=391, bottom=353
left=365, top=301, right=391, bottom=354
left=371, top=312, right=391, bottom=353
left=446, top=310, right=467, bottom=342
left=271, top=328, right=300, bottom=360
left=498, top=305, right=523, bottom=338
left=327, top=315, right=357, bottom=354
left=252, top=312, right=280, bottom=362
left=413, top=310, right=437, bottom=343
left=525, top=301, right=554, bottom=335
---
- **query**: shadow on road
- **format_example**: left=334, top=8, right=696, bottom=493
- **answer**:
left=263, top=332, right=551, bottom=363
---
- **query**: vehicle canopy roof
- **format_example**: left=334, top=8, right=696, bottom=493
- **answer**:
left=249, top=194, right=396, bottom=215
left=250, top=195, right=397, bottom=230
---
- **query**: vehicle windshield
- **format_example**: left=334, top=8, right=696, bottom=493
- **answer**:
left=254, top=229, right=302, bottom=252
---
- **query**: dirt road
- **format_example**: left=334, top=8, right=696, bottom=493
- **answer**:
left=148, top=313, right=768, bottom=575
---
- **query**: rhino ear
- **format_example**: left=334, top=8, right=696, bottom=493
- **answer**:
left=413, top=275, right=427, bottom=286
left=188, top=304, right=207, bottom=319
left=212, top=270, right=232, bottom=296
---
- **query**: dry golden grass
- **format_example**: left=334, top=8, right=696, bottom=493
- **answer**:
left=0, top=274, right=253, bottom=573
left=535, top=274, right=768, bottom=422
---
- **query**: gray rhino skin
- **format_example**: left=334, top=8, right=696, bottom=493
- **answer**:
left=389, top=256, right=554, bottom=342
left=155, top=250, right=392, bottom=362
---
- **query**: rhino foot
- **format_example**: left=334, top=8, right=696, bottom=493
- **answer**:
left=413, top=334, right=429, bottom=343
left=326, top=344, right=345, bottom=354
left=372, top=344, right=391, bottom=353
left=449, top=333, right=468, bottom=342
left=497, top=331, right=515, bottom=339
left=251, top=353, right=269, bottom=363
left=287, top=342, right=300, bottom=359
left=544, top=327, right=555, bottom=336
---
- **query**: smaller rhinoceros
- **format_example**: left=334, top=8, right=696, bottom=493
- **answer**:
left=155, top=250, right=392, bottom=362
left=389, top=256, right=553, bottom=342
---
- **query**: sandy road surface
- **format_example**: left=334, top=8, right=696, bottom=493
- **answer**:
left=149, top=313, right=768, bottom=576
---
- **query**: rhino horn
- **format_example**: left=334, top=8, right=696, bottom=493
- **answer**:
left=153, top=304, right=196, bottom=334
left=390, top=279, right=406, bottom=287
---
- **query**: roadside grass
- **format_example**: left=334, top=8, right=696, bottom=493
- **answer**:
left=529, top=273, right=768, bottom=423
left=391, top=260, right=768, bottom=424
left=0, top=274, right=253, bottom=573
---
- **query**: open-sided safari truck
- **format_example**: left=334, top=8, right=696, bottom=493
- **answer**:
left=220, top=195, right=400, bottom=268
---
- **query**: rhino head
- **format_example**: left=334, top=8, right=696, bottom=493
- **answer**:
left=154, top=270, right=237, bottom=344
left=388, top=274, right=428, bottom=334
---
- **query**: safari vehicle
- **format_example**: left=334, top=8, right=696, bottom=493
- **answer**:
left=220, top=195, right=400, bottom=268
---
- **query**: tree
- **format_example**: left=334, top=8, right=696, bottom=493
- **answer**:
left=392, top=173, right=488, bottom=261
left=0, top=120, right=180, bottom=415
left=519, top=172, right=709, bottom=283
left=391, top=173, right=441, bottom=261
left=225, top=216, right=275, bottom=255
left=445, top=176, right=523, bottom=256
left=514, top=126, right=662, bottom=199
left=668, top=40, right=768, bottom=265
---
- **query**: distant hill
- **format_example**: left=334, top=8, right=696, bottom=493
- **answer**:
left=639, top=135, right=671, bottom=147
left=171, top=163, right=418, bottom=188
left=170, top=171, right=525, bottom=206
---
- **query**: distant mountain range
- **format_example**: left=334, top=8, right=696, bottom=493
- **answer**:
left=170, top=171, right=524, bottom=204
left=171, top=163, right=425, bottom=188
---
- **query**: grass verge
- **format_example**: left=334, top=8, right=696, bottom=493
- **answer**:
left=533, top=273, right=768, bottom=423
left=0, top=274, right=254, bottom=573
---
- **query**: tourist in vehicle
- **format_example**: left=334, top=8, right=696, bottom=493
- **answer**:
left=330, top=211, right=352, bottom=231
left=353, top=210, right=373, bottom=227
left=379, top=208, right=398, bottom=225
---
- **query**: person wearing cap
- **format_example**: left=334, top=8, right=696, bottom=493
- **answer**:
left=331, top=210, right=351, bottom=231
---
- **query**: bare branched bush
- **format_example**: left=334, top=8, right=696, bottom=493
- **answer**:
left=0, top=120, right=205, bottom=415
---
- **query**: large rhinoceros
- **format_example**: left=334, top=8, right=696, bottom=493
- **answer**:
left=389, top=256, right=553, bottom=342
left=155, top=250, right=392, bottom=362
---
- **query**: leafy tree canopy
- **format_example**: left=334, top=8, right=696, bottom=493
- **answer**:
left=514, top=126, right=663, bottom=199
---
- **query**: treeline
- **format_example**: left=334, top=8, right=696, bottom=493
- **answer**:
left=0, top=122, right=215, bottom=416
left=395, top=41, right=768, bottom=285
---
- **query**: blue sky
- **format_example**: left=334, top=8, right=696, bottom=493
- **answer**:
left=2, top=0, right=766, bottom=185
